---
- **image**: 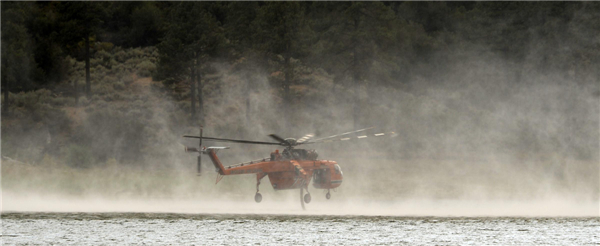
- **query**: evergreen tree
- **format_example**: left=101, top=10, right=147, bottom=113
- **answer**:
left=252, top=2, right=313, bottom=129
left=28, top=2, right=64, bottom=85
left=157, top=2, right=223, bottom=124
left=1, top=2, right=37, bottom=114
left=318, top=2, right=396, bottom=129
left=103, top=2, right=164, bottom=47
left=223, top=2, right=260, bottom=122
left=56, top=1, right=105, bottom=99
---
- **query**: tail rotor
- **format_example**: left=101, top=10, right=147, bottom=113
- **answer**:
left=184, top=126, right=203, bottom=176
left=184, top=127, right=231, bottom=177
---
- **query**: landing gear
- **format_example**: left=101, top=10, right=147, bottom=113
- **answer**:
left=302, top=184, right=311, bottom=204
left=254, top=193, right=262, bottom=203
left=326, top=190, right=331, bottom=200
left=255, top=173, right=265, bottom=203
left=304, top=193, right=312, bottom=203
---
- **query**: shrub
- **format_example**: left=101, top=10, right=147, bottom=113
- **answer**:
left=142, top=46, right=157, bottom=56
left=93, top=65, right=109, bottom=78
left=78, top=96, right=89, bottom=106
left=95, top=99, right=108, bottom=109
left=131, top=48, right=144, bottom=58
left=95, top=49, right=112, bottom=60
left=65, top=56, right=78, bottom=68
left=116, top=92, right=128, bottom=101
left=109, top=59, right=119, bottom=70
left=89, top=58, right=98, bottom=68
left=76, top=80, right=86, bottom=88
left=100, top=75, right=117, bottom=85
left=114, top=50, right=128, bottom=63
left=136, top=60, right=156, bottom=77
left=125, top=58, right=141, bottom=71
left=49, top=97, right=69, bottom=107
left=91, top=94, right=101, bottom=102
left=122, top=75, right=135, bottom=85
left=103, top=93, right=115, bottom=102
left=95, top=55, right=113, bottom=69
left=113, top=64, right=128, bottom=78
left=65, top=97, right=77, bottom=107
left=113, top=81, right=126, bottom=90
left=11, top=89, right=52, bottom=111
left=94, top=83, right=115, bottom=96
left=150, top=49, right=159, bottom=60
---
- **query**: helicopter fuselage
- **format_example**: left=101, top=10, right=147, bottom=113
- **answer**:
left=206, top=149, right=343, bottom=190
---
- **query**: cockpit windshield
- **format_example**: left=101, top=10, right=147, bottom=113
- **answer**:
left=334, top=164, right=342, bottom=176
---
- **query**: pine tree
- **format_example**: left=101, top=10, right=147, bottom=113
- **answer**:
left=318, top=2, right=396, bottom=129
left=56, top=1, right=105, bottom=99
left=157, top=2, right=223, bottom=124
left=1, top=2, right=37, bottom=114
left=252, top=2, right=313, bottom=130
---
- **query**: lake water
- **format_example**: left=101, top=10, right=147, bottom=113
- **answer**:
left=2, top=212, right=599, bottom=245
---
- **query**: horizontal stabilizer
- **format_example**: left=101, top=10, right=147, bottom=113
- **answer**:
left=185, top=146, right=199, bottom=153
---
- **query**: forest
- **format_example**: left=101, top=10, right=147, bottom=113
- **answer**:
left=1, top=1, right=598, bottom=175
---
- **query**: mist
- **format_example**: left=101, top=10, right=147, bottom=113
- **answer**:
left=4, top=50, right=597, bottom=216
left=2, top=2, right=598, bottom=217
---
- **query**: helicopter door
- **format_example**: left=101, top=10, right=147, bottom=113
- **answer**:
left=312, top=168, right=330, bottom=188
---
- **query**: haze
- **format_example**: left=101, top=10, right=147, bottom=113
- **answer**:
left=1, top=2, right=598, bottom=217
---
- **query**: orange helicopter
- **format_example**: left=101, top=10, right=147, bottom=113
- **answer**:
left=183, top=127, right=395, bottom=209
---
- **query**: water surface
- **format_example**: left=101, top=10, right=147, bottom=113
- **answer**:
left=2, top=212, right=598, bottom=245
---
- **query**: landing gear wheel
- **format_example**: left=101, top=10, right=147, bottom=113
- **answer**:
left=304, top=193, right=312, bottom=204
left=254, top=193, right=262, bottom=203
left=326, top=192, right=331, bottom=200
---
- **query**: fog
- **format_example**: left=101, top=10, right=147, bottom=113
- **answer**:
left=4, top=50, right=597, bottom=216
left=2, top=4, right=599, bottom=217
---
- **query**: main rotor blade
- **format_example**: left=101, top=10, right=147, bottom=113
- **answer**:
left=296, top=133, right=315, bottom=143
left=307, top=127, right=375, bottom=144
left=268, top=134, right=290, bottom=146
left=304, top=131, right=397, bottom=144
left=183, top=135, right=281, bottom=146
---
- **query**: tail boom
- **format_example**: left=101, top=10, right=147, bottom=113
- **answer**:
left=206, top=149, right=226, bottom=175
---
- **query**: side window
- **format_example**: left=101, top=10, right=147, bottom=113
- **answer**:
left=334, top=164, right=340, bottom=174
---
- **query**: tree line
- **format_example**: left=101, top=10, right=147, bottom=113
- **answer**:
left=2, top=2, right=598, bottom=129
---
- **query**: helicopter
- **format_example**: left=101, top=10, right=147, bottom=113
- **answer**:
left=183, top=127, right=396, bottom=209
